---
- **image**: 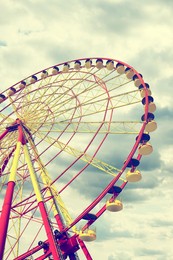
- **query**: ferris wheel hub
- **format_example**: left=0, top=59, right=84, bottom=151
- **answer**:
left=17, top=100, right=53, bottom=134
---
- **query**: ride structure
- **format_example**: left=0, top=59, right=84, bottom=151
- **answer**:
left=0, top=57, right=157, bottom=259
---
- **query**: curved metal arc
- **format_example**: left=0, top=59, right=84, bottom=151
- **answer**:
left=43, top=90, right=141, bottom=124
left=1, top=63, right=132, bottom=124
left=80, top=154, right=143, bottom=232
left=63, top=125, right=146, bottom=233
left=49, top=88, right=140, bottom=117
left=0, top=57, right=153, bottom=260
left=2, top=67, right=96, bottom=114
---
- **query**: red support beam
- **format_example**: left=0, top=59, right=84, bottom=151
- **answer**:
left=0, top=181, right=15, bottom=259
left=77, top=238, right=93, bottom=260
left=38, top=201, right=61, bottom=260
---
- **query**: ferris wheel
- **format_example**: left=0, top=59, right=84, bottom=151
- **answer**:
left=0, top=57, right=157, bottom=260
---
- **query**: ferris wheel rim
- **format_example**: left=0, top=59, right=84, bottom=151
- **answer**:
left=0, top=57, right=156, bottom=259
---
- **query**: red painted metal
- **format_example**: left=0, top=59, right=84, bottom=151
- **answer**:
left=38, top=201, right=61, bottom=260
left=0, top=128, right=8, bottom=141
left=55, top=213, right=64, bottom=232
left=61, top=125, right=147, bottom=234
left=0, top=57, right=153, bottom=259
left=0, top=121, right=25, bottom=258
left=82, top=181, right=128, bottom=231
left=77, top=238, right=93, bottom=260
left=0, top=147, right=15, bottom=176
left=14, top=243, right=46, bottom=260
left=0, top=181, right=15, bottom=259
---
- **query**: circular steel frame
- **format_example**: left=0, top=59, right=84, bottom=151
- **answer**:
left=0, top=57, right=156, bottom=260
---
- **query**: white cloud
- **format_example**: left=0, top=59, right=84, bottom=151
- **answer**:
left=0, top=0, right=172, bottom=259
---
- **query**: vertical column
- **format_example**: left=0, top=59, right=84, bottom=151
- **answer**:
left=27, top=135, right=79, bottom=259
left=0, top=125, right=22, bottom=259
left=23, top=144, right=61, bottom=260
left=38, top=172, right=65, bottom=232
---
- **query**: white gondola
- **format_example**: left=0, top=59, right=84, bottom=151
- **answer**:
left=85, top=59, right=92, bottom=69
left=106, top=199, right=123, bottom=212
left=30, top=75, right=37, bottom=84
left=74, top=61, right=81, bottom=70
left=138, top=142, right=153, bottom=155
left=52, top=66, right=59, bottom=75
left=126, top=170, right=142, bottom=182
left=0, top=94, right=6, bottom=103
left=63, top=63, right=70, bottom=72
left=106, top=60, right=114, bottom=70
left=134, top=78, right=142, bottom=87
left=96, top=59, right=103, bottom=69
left=8, top=87, right=16, bottom=96
left=140, top=88, right=152, bottom=98
left=145, top=120, right=157, bottom=132
left=116, top=63, right=125, bottom=74
left=19, top=81, right=26, bottom=89
left=148, top=102, right=156, bottom=113
left=133, top=74, right=142, bottom=88
left=79, top=229, right=96, bottom=242
left=41, top=70, right=48, bottom=79
left=125, top=68, right=134, bottom=79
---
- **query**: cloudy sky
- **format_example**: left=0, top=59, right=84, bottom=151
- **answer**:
left=0, top=0, right=173, bottom=259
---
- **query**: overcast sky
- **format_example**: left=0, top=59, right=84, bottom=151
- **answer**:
left=0, top=0, right=173, bottom=259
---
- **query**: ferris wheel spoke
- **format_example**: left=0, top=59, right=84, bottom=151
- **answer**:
left=0, top=113, right=14, bottom=126
left=35, top=133, right=122, bottom=177
left=49, top=102, right=134, bottom=125
left=37, top=120, right=142, bottom=134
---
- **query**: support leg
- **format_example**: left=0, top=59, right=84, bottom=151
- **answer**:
left=0, top=141, right=22, bottom=259
left=23, top=144, right=61, bottom=260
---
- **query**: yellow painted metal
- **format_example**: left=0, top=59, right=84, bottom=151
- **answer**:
left=27, top=138, right=77, bottom=232
left=39, top=121, right=142, bottom=134
left=35, top=89, right=140, bottom=124
left=9, top=142, right=21, bottom=182
left=35, top=133, right=125, bottom=180
left=8, top=96, right=21, bottom=119
left=0, top=60, right=154, bottom=259
left=4, top=138, right=23, bottom=257
left=23, top=144, right=43, bottom=202
left=16, top=181, right=23, bottom=256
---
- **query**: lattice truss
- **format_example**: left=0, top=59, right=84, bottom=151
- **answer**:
left=0, top=58, right=156, bottom=259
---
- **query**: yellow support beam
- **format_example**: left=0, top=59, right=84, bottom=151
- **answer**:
left=35, top=133, right=123, bottom=177
left=23, top=144, right=43, bottom=202
left=27, top=138, right=77, bottom=232
left=9, top=142, right=22, bottom=182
